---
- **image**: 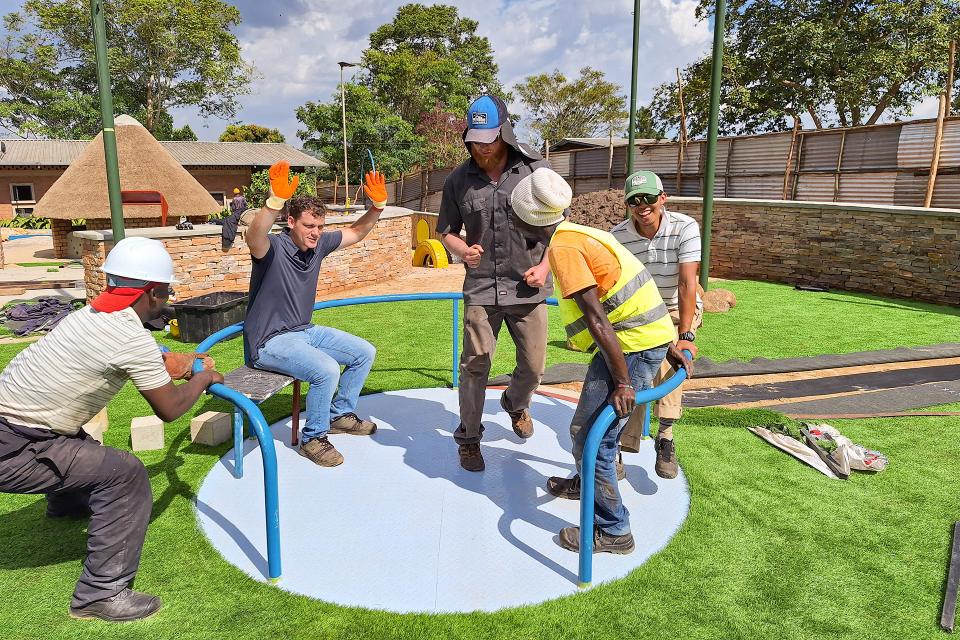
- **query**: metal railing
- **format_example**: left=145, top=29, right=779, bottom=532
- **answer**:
left=190, top=292, right=689, bottom=589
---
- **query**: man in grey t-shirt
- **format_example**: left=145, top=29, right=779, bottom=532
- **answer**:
left=437, top=94, right=554, bottom=472
left=611, top=170, right=702, bottom=479
left=245, top=161, right=389, bottom=467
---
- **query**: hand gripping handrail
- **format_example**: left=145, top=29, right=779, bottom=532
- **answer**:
left=577, top=349, right=693, bottom=588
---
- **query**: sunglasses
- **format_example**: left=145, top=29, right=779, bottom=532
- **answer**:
left=627, top=192, right=662, bottom=206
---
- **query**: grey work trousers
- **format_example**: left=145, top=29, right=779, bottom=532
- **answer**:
left=0, top=422, right=152, bottom=608
left=454, top=303, right=547, bottom=445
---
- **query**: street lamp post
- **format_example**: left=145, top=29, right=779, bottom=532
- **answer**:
left=338, top=61, right=359, bottom=206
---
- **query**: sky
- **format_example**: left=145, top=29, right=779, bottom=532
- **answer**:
left=1, top=0, right=941, bottom=146
left=171, top=0, right=718, bottom=144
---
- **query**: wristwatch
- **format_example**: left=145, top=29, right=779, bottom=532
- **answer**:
left=678, top=331, right=696, bottom=342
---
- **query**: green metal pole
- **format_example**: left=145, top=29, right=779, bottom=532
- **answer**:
left=90, top=0, right=124, bottom=241
left=626, top=0, right=641, bottom=177
left=699, top=0, right=726, bottom=290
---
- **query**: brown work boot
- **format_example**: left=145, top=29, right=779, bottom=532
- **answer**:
left=458, top=443, right=485, bottom=472
left=500, top=394, right=533, bottom=439
left=298, top=437, right=344, bottom=467
left=546, top=453, right=626, bottom=500
left=329, top=412, right=377, bottom=435
left=558, top=526, right=635, bottom=554
left=654, top=436, right=678, bottom=479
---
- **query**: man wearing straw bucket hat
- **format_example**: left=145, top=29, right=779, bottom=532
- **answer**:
left=0, top=237, right=223, bottom=621
left=510, top=167, right=692, bottom=553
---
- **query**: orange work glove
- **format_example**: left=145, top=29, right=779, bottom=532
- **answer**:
left=363, top=170, right=388, bottom=209
left=163, top=351, right=215, bottom=381
left=267, top=160, right=300, bottom=210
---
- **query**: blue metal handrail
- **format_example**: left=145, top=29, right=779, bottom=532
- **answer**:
left=577, top=349, right=692, bottom=588
left=188, top=292, right=682, bottom=588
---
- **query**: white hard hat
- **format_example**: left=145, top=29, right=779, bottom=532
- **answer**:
left=101, top=237, right=177, bottom=284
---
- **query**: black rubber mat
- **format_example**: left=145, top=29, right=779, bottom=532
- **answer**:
left=683, top=364, right=960, bottom=408
left=772, top=380, right=960, bottom=415
left=487, top=343, right=960, bottom=386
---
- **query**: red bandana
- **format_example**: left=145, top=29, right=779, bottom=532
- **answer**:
left=90, top=283, right=156, bottom=313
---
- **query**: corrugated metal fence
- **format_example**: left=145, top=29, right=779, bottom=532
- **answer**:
left=550, top=116, right=960, bottom=208
left=314, top=116, right=960, bottom=210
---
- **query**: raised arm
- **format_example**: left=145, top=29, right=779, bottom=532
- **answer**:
left=247, top=161, right=300, bottom=260
left=339, top=171, right=387, bottom=249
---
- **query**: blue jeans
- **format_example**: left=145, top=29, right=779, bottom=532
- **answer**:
left=569, top=344, right=668, bottom=536
left=253, top=325, right=376, bottom=443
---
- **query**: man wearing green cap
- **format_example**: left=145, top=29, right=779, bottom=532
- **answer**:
left=611, top=170, right=702, bottom=479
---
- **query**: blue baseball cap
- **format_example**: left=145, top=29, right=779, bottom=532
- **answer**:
left=465, top=95, right=509, bottom=144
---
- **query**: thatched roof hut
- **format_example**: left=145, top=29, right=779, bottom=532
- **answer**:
left=35, top=115, right=220, bottom=221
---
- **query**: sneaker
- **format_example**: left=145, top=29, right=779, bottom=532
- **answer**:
left=329, top=412, right=377, bottom=435
left=545, top=454, right=626, bottom=501
left=458, top=443, right=485, bottom=472
left=69, top=588, right=161, bottom=622
left=298, top=437, right=344, bottom=467
left=500, top=395, right=533, bottom=439
left=557, top=526, right=635, bottom=554
left=654, top=437, right=678, bottom=479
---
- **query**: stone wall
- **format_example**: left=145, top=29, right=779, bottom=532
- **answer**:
left=668, top=197, right=960, bottom=305
left=78, top=208, right=413, bottom=304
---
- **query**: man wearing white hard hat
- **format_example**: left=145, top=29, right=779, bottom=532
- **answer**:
left=510, top=168, right=692, bottom=554
left=0, top=236, right=223, bottom=622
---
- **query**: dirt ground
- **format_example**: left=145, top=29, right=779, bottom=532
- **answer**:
left=568, top=189, right=628, bottom=229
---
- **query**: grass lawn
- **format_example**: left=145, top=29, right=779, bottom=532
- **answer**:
left=0, top=281, right=957, bottom=639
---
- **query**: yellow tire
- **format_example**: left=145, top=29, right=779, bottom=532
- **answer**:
left=413, top=239, right=449, bottom=269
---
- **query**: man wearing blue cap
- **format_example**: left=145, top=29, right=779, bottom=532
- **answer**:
left=437, top=94, right=554, bottom=471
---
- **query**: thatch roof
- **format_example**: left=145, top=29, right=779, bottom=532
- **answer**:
left=35, top=115, right=220, bottom=220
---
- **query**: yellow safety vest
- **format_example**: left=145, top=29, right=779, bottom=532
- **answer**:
left=552, top=220, right=676, bottom=354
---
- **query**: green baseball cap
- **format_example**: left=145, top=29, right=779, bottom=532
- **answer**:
left=624, top=170, right=664, bottom=200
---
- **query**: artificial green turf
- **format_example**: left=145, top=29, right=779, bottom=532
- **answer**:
left=0, top=281, right=958, bottom=638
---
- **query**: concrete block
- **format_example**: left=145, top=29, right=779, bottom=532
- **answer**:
left=190, top=411, right=232, bottom=446
left=81, top=407, right=109, bottom=443
left=130, top=416, right=164, bottom=451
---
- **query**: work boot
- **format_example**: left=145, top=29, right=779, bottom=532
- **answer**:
left=654, top=437, right=678, bottom=479
left=329, top=412, right=377, bottom=435
left=557, top=526, right=635, bottom=554
left=69, top=588, right=161, bottom=622
left=500, top=394, right=533, bottom=439
left=458, top=443, right=485, bottom=472
left=545, top=453, right=626, bottom=500
left=298, top=437, right=344, bottom=467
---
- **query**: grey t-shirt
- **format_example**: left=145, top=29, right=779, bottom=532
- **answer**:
left=244, top=228, right=342, bottom=363
left=437, top=151, right=553, bottom=306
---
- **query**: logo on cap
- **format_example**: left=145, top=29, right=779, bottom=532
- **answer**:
left=471, top=112, right=488, bottom=126
left=632, top=175, right=647, bottom=186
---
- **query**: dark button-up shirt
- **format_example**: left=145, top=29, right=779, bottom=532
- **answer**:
left=437, top=151, right=553, bottom=306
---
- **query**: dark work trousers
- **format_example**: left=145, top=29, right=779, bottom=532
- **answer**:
left=0, top=420, right=152, bottom=608
left=454, top=303, right=547, bottom=445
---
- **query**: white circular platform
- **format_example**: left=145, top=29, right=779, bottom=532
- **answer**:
left=195, top=388, right=690, bottom=613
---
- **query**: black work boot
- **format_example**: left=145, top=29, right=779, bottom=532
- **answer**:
left=69, top=588, right=161, bottom=622
left=654, top=437, right=678, bottom=479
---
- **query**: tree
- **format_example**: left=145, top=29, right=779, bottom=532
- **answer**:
left=362, top=4, right=508, bottom=124
left=633, top=106, right=666, bottom=141
left=149, top=110, right=197, bottom=140
left=0, top=0, right=254, bottom=138
left=514, top=67, right=628, bottom=147
left=414, top=102, right=467, bottom=169
left=648, top=0, right=960, bottom=138
left=296, top=83, right=425, bottom=182
left=219, top=123, right=285, bottom=143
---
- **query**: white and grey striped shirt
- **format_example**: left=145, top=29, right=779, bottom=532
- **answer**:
left=611, top=209, right=702, bottom=312
left=0, top=305, right=170, bottom=435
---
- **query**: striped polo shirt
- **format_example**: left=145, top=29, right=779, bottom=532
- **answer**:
left=0, top=305, right=170, bottom=435
left=610, top=209, right=703, bottom=313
